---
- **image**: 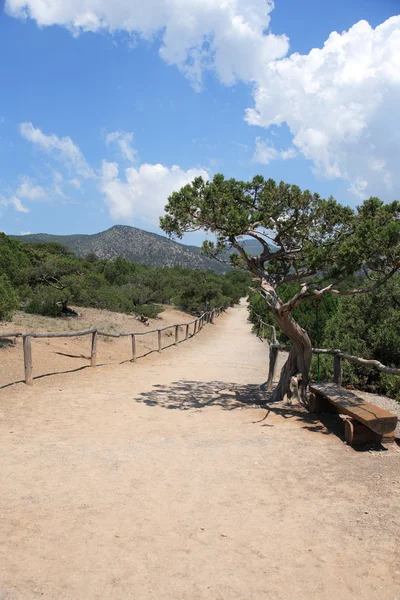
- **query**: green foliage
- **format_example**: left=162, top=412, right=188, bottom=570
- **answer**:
left=317, top=276, right=400, bottom=401
left=0, top=233, right=250, bottom=322
left=0, top=232, right=33, bottom=286
left=248, top=275, right=400, bottom=402
left=161, top=174, right=360, bottom=283
left=25, top=287, right=64, bottom=317
left=161, top=174, right=399, bottom=306
left=161, top=173, right=400, bottom=401
left=0, top=274, right=19, bottom=321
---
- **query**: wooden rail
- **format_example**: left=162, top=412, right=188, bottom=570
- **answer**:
left=254, top=315, right=400, bottom=391
left=252, top=314, right=277, bottom=344
left=265, top=342, right=400, bottom=392
left=0, top=307, right=222, bottom=385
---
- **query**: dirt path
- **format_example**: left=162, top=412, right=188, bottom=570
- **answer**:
left=1, top=301, right=399, bottom=600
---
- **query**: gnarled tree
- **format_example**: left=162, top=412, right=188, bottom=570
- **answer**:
left=160, top=175, right=400, bottom=403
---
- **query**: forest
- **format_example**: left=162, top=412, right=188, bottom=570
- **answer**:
left=0, top=232, right=250, bottom=321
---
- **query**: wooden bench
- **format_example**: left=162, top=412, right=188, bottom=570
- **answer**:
left=309, top=383, right=398, bottom=446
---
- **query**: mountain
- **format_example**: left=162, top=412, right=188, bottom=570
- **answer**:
left=12, top=225, right=230, bottom=273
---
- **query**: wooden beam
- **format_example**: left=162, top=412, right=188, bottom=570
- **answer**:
left=267, top=345, right=278, bottom=391
left=131, top=334, right=137, bottom=362
left=337, top=352, right=400, bottom=376
left=158, top=330, right=162, bottom=352
left=30, top=328, right=97, bottom=339
left=333, top=354, right=342, bottom=386
left=90, top=331, right=98, bottom=367
left=0, top=332, right=24, bottom=339
left=23, top=335, right=33, bottom=385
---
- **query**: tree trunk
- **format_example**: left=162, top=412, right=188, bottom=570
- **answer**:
left=270, top=311, right=312, bottom=404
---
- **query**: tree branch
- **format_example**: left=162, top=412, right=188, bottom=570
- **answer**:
left=280, top=269, right=317, bottom=284
left=329, top=267, right=398, bottom=296
left=229, top=240, right=258, bottom=274
left=40, top=276, right=65, bottom=291
left=283, top=266, right=399, bottom=312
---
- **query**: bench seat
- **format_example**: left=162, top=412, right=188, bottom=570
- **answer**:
left=309, top=383, right=398, bottom=445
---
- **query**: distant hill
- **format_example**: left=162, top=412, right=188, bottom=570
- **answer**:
left=13, top=225, right=231, bottom=273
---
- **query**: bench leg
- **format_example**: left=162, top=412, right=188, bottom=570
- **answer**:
left=309, top=392, right=337, bottom=414
left=344, top=418, right=389, bottom=446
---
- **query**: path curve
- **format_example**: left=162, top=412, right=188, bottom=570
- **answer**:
left=1, top=301, right=399, bottom=599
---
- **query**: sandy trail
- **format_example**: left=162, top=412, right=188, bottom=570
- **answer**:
left=0, top=301, right=399, bottom=600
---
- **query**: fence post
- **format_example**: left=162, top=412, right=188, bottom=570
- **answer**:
left=131, top=334, right=137, bottom=362
left=175, top=325, right=179, bottom=345
left=194, top=320, right=198, bottom=335
left=333, top=354, right=342, bottom=386
left=185, top=324, right=189, bottom=340
left=210, top=310, right=214, bottom=324
left=90, top=331, right=97, bottom=367
left=23, top=335, right=33, bottom=385
left=267, top=345, right=279, bottom=392
left=158, top=330, right=162, bottom=352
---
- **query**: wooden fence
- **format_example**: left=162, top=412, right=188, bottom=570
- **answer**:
left=254, top=316, right=400, bottom=391
left=0, top=307, right=222, bottom=386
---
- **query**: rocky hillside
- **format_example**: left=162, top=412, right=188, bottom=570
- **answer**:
left=13, top=225, right=229, bottom=273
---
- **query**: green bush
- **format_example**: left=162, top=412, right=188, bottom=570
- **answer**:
left=0, top=274, right=19, bottom=321
left=25, top=288, right=63, bottom=317
left=135, top=304, right=165, bottom=319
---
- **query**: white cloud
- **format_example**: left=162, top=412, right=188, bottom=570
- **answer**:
left=106, top=131, right=137, bottom=163
left=9, top=4, right=400, bottom=200
left=68, top=178, right=82, bottom=190
left=253, top=137, right=296, bottom=164
left=13, top=121, right=208, bottom=224
left=0, top=193, right=29, bottom=213
left=20, top=231, right=31, bottom=235
left=99, top=160, right=208, bottom=223
left=246, top=17, right=400, bottom=199
left=20, top=122, right=94, bottom=179
left=1, top=179, right=43, bottom=214
left=5, top=0, right=288, bottom=87
left=16, top=177, right=46, bottom=200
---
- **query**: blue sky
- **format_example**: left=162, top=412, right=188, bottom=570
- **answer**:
left=0, top=0, right=399, bottom=244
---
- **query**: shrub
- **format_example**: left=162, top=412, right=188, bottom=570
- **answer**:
left=0, top=274, right=19, bottom=321
left=25, top=288, right=63, bottom=317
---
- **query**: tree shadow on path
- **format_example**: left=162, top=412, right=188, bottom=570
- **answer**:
left=133, top=379, right=359, bottom=444
left=135, top=380, right=268, bottom=411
